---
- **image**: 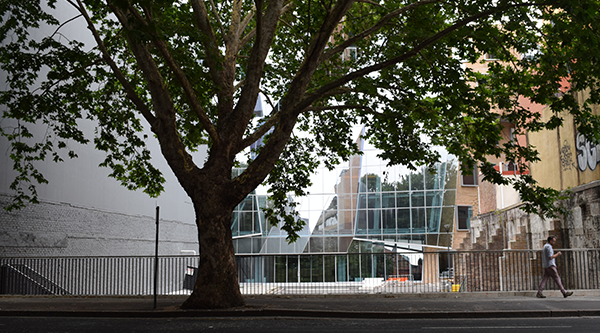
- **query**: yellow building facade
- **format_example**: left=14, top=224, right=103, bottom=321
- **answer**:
left=529, top=90, right=600, bottom=191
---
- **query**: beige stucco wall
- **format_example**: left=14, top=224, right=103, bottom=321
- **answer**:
left=529, top=90, right=600, bottom=191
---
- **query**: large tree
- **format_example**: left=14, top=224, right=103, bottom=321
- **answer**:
left=1, top=0, right=600, bottom=308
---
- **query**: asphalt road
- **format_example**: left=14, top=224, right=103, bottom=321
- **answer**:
left=2, top=316, right=600, bottom=333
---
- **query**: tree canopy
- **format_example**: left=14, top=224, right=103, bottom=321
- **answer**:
left=2, top=0, right=600, bottom=308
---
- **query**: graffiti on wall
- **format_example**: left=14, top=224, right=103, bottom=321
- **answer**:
left=560, top=140, right=574, bottom=171
left=576, top=133, right=600, bottom=171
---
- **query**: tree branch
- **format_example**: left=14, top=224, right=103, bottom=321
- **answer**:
left=226, top=0, right=286, bottom=146
left=190, top=0, right=226, bottom=90
left=304, top=104, right=377, bottom=114
left=207, top=0, right=226, bottom=38
left=300, top=2, right=542, bottom=113
left=322, top=0, right=441, bottom=62
left=235, top=112, right=280, bottom=153
left=226, top=0, right=243, bottom=48
left=131, top=4, right=220, bottom=144
left=69, top=0, right=156, bottom=126
left=152, top=38, right=220, bottom=144
left=237, top=5, right=256, bottom=51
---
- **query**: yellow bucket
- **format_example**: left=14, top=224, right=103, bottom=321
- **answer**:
left=451, top=284, right=461, bottom=292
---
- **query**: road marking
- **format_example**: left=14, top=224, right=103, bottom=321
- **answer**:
left=423, top=326, right=572, bottom=330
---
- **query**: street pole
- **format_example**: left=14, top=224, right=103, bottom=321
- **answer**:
left=154, top=206, right=159, bottom=309
left=444, top=224, right=450, bottom=271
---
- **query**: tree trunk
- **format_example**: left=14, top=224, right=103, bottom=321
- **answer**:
left=180, top=201, right=245, bottom=309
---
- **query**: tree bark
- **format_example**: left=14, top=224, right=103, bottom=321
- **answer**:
left=180, top=199, right=244, bottom=309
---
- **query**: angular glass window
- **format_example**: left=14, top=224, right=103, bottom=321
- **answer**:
left=426, top=191, right=443, bottom=206
left=427, top=207, right=441, bottom=233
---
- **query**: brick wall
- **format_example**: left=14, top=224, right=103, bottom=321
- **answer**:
left=0, top=194, right=198, bottom=257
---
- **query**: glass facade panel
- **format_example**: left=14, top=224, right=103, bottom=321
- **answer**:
left=396, top=192, right=410, bottom=207
left=275, top=256, right=286, bottom=282
left=300, top=256, right=311, bottom=282
left=411, top=192, right=425, bottom=207
left=252, top=237, right=264, bottom=254
left=397, top=174, right=410, bottom=191
left=287, top=257, right=298, bottom=282
left=233, top=139, right=460, bottom=255
left=367, top=209, right=381, bottom=234
left=311, top=255, right=323, bottom=282
left=441, top=207, right=454, bottom=231
left=239, top=212, right=254, bottom=235
left=382, top=208, right=396, bottom=234
left=339, top=236, right=353, bottom=253
left=265, top=237, right=280, bottom=254
left=308, top=236, right=324, bottom=253
left=324, top=255, right=336, bottom=282
left=442, top=189, right=456, bottom=206
left=236, top=238, right=251, bottom=253
left=412, top=208, right=425, bottom=233
left=368, top=193, right=381, bottom=208
left=348, top=253, right=360, bottom=281
left=264, top=256, right=275, bottom=283
left=411, top=172, right=424, bottom=190
left=427, top=207, right=441, bottom=233
left=444, top=164, right=458, bottom=190
left=324, top=236, right=338, bottom=252
left=381, top=192, right=395, bottom=208
left=426, top=191, right=443, bottom=206
left=397, top=208, right=410, bottom=233
left=356, top=209, right=367, bottom=234
left=337, top=255, right=347, bottom=282
left=425, top=165, right=443, bottom=190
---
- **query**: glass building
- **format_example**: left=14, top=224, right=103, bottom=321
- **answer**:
left=231, top=129, right=459, bottom=259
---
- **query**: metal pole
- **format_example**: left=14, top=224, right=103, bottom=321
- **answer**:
left=154, top=206, right=160, bottom=309
left=445, top=224, right=450, bottom=271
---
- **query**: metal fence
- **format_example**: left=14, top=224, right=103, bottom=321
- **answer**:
left=1, top=249, right=599, bottom=296
left=0, top=256, right=198, bottom=296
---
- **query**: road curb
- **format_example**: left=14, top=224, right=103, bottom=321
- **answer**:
left=2, top=308, right=599, bottom=319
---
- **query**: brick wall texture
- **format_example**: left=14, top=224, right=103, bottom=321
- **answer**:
left=0, top=194, right=198, bottom=257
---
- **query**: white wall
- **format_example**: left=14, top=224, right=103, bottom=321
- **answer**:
left=0, top=2, right=205, bottom=223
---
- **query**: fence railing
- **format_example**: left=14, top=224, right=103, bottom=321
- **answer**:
left=1, top=249, right=599, bottom=296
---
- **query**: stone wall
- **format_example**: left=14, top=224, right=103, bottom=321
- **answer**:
left=461, top=180, right=600, bottom=251
left=562, top=180, right=600, bottom=249
left=0, top=194, right=199, bottom=257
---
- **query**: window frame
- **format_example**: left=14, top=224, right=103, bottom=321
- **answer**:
left=460, top=165, right=478, bottom=186
left=456, top=206, right=472, bottom=230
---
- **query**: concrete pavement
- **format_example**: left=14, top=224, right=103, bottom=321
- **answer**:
left=2, top=291, right=600, bottom=319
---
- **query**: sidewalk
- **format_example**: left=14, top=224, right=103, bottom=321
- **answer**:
left=2, top=291, right=600, bottom=319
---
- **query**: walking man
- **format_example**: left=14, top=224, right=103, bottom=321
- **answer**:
left=537, top=236, right=573, bottom=298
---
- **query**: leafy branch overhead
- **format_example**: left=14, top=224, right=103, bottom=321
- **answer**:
left=2, top=0, right=600, bottom=225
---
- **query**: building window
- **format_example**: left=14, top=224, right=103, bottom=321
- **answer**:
left=457, top=206, right=472, bottom=230
left=461, top=166, right=478, bottom=186
left=485, top=52, right=497, bottom=60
